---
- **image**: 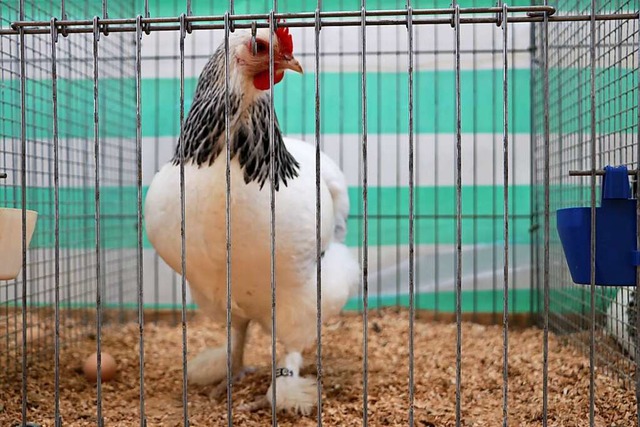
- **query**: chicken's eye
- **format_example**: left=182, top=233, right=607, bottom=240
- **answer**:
left=255, top=40, right=268, bottom=54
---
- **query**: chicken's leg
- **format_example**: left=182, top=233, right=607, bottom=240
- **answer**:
left=187, top=318, right=251, bottom=393
left=239, top=351, right=317, bottom=415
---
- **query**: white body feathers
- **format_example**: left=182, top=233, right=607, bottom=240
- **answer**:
left=144, top=137, right=359, bottom=351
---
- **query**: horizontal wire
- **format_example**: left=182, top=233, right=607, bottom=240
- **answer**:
left=0, top=47, right=534, bottom=64
left=3, top=10, right=638, bottom=36
left=569, top=169, right=640, bottom=175
left=9, top=5, right=557, bottom=27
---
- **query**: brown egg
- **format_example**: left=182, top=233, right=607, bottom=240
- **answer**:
left=83, top=352, right=117, bottom=383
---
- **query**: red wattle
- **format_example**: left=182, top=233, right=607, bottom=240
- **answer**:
left=253, top=70, right=285, bottom=90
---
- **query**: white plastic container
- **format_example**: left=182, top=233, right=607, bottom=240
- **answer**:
left=0, top=208, right=38, bottom=280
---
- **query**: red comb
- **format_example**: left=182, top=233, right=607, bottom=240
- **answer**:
left=267, top=18, right=293, bottom=56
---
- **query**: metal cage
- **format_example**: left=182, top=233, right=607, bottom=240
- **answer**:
left=0, top=1, right=639, bottom=426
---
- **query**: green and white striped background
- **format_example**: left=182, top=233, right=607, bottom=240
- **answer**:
left=2, top=1, right=553, bottom=313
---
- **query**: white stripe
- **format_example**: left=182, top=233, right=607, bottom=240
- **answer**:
left=0, top=133, right=530, bottom=188
left=7, top=23, right=531, bottom=80
left=143, top=133, right=531, bottom=187
left=139, top=23, right=532, bottom=79
left=9, top=245, right=530, bottom=307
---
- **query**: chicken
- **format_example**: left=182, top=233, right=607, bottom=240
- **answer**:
left=144, top=23, right=360, bottom=415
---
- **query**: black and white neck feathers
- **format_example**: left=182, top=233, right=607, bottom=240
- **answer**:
left=171, top=43, right=300, bottom=191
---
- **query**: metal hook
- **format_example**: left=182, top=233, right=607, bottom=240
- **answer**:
left=251, top=20, right=258, bottom=55
left=57, top=13, right=69, bottom=37
left=502, top=3, right=508, bottom=28
left=405, top=5, right=412, bottom=30
left=229, top=11, right=235, bottom=32
left=0, top=172, right=7, bottom=179
left=526, top=8, right=547, bottom=18
left=59, top=4, right=69, bottom=38
left=102, top=10, right=109, bottom=36
left=495, top=1, right=504, bottom=27
left=315, top=8, right=322, bottom=31
left=135, top=15, right=143, bottom=41
left=224, top=12, right=231, bottom=40
left=449, top=3, right=456, bottom=28
left=50, top=17, right=58, bottom=43
left=179, top=13, right=187, bottom=40
left=93, top=16, right=100, bottom=41
left=143, top=0, right=151, bottom=34
left=143, top=17, right=151, bottom=35
left=184, top=11, right=192, bottom=34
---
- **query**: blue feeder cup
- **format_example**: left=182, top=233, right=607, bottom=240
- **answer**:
left=556, top=165, right=639, bottom=286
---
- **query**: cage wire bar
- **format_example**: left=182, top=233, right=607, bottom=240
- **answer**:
left=48, top=13, right=61, bottom=427
left=18, top=0, right=27, bottom=424
left=1, top=0, right=138, bottom=424
left=183, top=8, right=195, bottom=424
left=407, top=1, right=415, bottom=425
left=178, top=10, right=189, bottom=425
left=313, top=4, right=324, bottom=427
left=453, top=3, right=463, bottom=425
left=501, top=3, right=510, bottom=425
left=531, top=0, right=640, bottom=426
left=360, top=2, right=370, bottom=426
left=637, top=11, right=640, bottom=427
left=268, top=8, right=278, bottom=426
left=589, top=2, right=597, bottom=425
left=8, top=6, right=640, bottom=36
left=631, top=14, right=640, bottom=425
left=223, top=8, right=233, bottom=427
left=0, top=1, right=640, bottom=426
left=541, top=1, right=550, bottom=425
left=134, top=13, right=146, bottom=427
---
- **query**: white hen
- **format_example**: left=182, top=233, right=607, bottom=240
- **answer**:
left=144, top=24, right=359, bottom=415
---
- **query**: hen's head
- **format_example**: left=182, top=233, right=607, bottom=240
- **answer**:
left=232, top=23, right=303, bottom=91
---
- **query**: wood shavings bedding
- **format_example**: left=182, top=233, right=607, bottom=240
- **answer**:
left=0, top=309, right=636, bottom=426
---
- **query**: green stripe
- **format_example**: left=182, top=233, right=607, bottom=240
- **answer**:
left=10, top=289, right=533, bottom=314
left=163, top=0, right=543, bottom=17
left=3, top=67, right=637, bottom=138
left=347, top=185, right=532, bottom=246
left=0, top=78, right=137, bottom=139
left=344, top=288, right=532, bottom=313
left=534, top=67, right=638, bottom=136
left=1, top=184, right=531, bottom=249
left=344, top=286, right=615, bottom=315
left=1, top=70, right=531, bottom=138
left=141, top=67, right=635, bottom=137
left=1, top=1, right=561, bottom=22
left=7, top=287, right=617, bottom=316
left=536, top=287, right=617, bottom=318
left=144, top=69, right=532, bottom=136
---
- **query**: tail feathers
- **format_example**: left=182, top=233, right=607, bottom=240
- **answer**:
left=318, top=242, right=359, bottom=320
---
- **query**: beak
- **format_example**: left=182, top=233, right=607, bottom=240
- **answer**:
left=280, top=55, right=303, bottom=74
